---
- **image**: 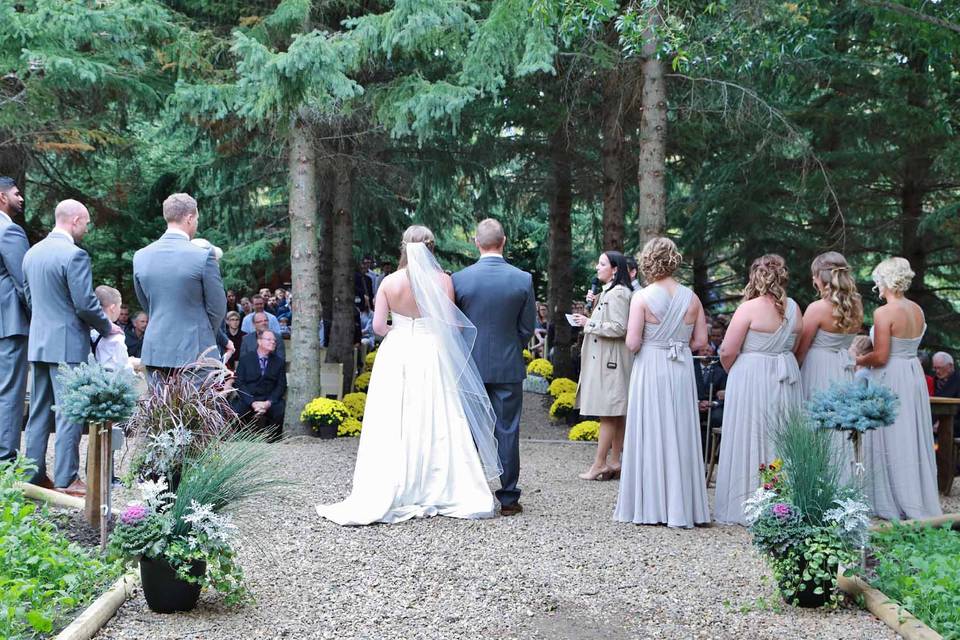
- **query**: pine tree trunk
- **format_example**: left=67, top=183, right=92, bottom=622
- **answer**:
left=318, top=166, right=334, bottom=323
left=601, top=62, right=626, bottom=252
left=637, top=5, right=667, bottom=245
left=284, top=119, right=320, bottom=436
left=690, top=245, right=710, bottom=310
left=547, top=127, right=575, bottom=379
left=329, top=163, right=356, bottom=394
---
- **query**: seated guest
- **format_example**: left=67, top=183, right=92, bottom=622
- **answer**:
left=233, top=330, right=286, bottom=441
left=241, top=294, right=282, bottom=335
left=91, top=286, right=133, bottom=372
left=695, top=343, right=726, bottom=438
left=278, top=316, right=291, bottom=338
left=125, top=311, right=148, bottom=358
left=116, top=304, right=131, bottom=334
left=240, top=311, right=285, bottom=361
left=275, top=288, right=291, bottom=321
left=933, top=351, right=960, bottom=439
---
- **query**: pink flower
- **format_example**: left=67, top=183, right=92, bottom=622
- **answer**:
left=759, top=463, right=767, bottom=471
left=763, top=482, right=774, bottom=491
left=120, top=504, right=149, bottom=525
left=772, top=503, right=792, bottom=519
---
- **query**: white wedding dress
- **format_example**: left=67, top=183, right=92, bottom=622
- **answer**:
left=316, top=243, right=500, bottom=525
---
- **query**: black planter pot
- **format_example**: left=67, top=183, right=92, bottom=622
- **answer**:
left=140, top=556, right=206, bottom=614
left=311, top=423, right=338, bottom=439
left=793, top=581, right=831, bottom=608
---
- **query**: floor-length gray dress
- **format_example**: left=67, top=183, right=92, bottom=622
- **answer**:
left=714, top=299, right=804, bottom=525
left=862, top=327, right=942, bottom=520
left=801, top=329, right=856, bottom=483
left=614, top=284, right=710, bottom=528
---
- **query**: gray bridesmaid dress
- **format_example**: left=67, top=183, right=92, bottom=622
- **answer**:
left=714, top=299, right=804, bottom=525
left=862, top=327, right=942, bottom=520
left=614, top=284, right=710, bottom=528
left=801, top=329, right=856, bottom=483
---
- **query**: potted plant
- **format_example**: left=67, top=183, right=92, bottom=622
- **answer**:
left=568, top=420, right=599, bottom=442
left=744, top=413, right=871, bottom=608
left=300, top=397, right=351, bottom=439
left=549, top=391, right=579, bottom=425
left=523, top=358, right=553, bottom=394
left=109, top=435, right=281, bottom=612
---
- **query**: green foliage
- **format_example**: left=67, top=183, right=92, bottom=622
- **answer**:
left=769, top=530, right=858, bottom=608
left=54, top=356, right=138, bottom=425
left=0, top=459, right=121, bottom=639
left=871, top=523, right=960, bottom=638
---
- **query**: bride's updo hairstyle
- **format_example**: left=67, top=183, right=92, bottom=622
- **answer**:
left=743, top=254, right=789, bottom=319
left=638, top=237, right=682, bottom=284
left=399, top=225, right=436, bottom=268
left=872, top=257, right=914, bottom=295
left=811, top=251, right=862, bottom=333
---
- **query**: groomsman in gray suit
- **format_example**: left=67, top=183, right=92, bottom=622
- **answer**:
left=23, top=200, right=115, bottom=494
left=453, top=219, right=536, bottom=516
left=0, top=178, right=30, bottom=463
left=132, top=193, right=227, bottom=379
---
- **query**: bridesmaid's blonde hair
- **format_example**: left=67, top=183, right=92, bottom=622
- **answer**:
left=398, top=225, right=435, bottom=268
left=744, top=254, right=789, bottom=319
left=811, top=252, right=863, bottom=333
left=872, top=257, right=914, bottom=294
left=638, top=237, right=682, bottom=283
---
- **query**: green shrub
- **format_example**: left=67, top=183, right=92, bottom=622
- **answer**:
left=0, top=460, right=121, bottom=638
left=871, top=523, right=960, bottom=638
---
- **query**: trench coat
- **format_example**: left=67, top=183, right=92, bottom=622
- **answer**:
left=576, top=283, right=634, bottom=417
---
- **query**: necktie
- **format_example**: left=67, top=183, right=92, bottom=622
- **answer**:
left=259, top=356, right=268, bottom=377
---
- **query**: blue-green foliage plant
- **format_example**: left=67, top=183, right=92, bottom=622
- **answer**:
left=55, top=355, right=138, bottom=425
left=807, top=380, right=899, bottom=434
left=0, top=459, right=121, bottom=639
left=871, top=523, right=960, bottom=639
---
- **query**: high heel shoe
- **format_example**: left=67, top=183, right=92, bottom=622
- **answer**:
left=578, top=466, right=612, bottom=481
left=607, top=465, right=622, bottom=480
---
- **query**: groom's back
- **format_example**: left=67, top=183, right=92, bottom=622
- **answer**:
left=453, top=257, right=535, bottom=384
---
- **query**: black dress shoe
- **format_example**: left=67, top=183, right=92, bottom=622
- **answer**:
left=31, top=475, right=56, bottom=491
left=500, top=503, right=523, bottom=516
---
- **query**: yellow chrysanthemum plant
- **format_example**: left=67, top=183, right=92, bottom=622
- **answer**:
left=353, top=371, right=372, bottom=392
left=338, top=417, right=362, bottom=437
left=342, top=392, right=367, bottom=420
left=549, top=391, right=577, bottom=421
left=300, top=397, right=351, bottom=437
left=568, top=420, right=599, bottom=441
left=548, top=377, right=577, bottom=398
left=522, top=349, right=533, bottom=364
left=363, top=350, right=377, bottom=372
left=526, top=358, right=554, bottom=381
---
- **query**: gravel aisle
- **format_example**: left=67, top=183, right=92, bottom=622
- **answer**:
left=88, top=394, right=959, bottom=640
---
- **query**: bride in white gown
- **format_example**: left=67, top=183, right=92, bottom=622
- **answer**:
left=316, top=225, right=501, bottom=525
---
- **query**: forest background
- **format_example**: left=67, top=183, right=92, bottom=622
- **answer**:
left=2, top=0, right=958, bottom=433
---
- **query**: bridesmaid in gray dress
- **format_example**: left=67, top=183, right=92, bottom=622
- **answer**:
left=614, top=238, right=710, bottom=528
left=855, top=257, right=941, bottom=520
left=796, top=252, right=863, bottom=483
left=714, top=255, right=804, bottom=525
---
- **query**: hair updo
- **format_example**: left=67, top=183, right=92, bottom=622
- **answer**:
left=744, top=254, right=789, bottom=318
left=399, top=225, right=436, bottom=268
left=638, top=237, right=682, bottom=283
left=811, top=251, right=862, bottom=333
left=872, top=257, right=914, bottom=294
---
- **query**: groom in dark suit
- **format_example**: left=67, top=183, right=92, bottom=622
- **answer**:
left=453, top=219, right=536, bottom=516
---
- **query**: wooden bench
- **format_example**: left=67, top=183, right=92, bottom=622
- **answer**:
left=930, top=396, right=960, bottom=496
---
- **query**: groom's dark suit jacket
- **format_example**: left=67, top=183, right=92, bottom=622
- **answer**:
left=452, top=255, right=536, bottom=384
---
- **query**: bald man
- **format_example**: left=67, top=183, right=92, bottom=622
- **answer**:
left=22, top=200, right=114, bottom=495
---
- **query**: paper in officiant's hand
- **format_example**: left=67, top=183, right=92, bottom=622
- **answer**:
left=565, top=314, right=579, bottom=327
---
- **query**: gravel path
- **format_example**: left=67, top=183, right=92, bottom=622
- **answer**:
left=85, top=394, right=957, bottom=640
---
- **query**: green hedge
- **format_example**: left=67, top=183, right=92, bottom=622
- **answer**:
left=0, top=461, right=121, bottom=639
left=871, top=522, right=960, bottom=639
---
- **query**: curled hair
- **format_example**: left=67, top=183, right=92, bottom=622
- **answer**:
left=638, top=237, right=682, bottom=283
left=744, top=254, right=789, bottom=318
left=811, top=252, right=863, bottom=333
left=872, top=257, right=914, bottom=294
left=399, top=225, right=436, bottom=268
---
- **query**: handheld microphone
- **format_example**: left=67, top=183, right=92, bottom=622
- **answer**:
left=586, top=277, right=601, bottom=311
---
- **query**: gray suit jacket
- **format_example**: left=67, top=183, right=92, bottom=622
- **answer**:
left=22, top=231, right=112, bottom=364
left=133, top=232, right=227, bottom=368
left=0, top=215, right=30, bottom=338
left=453, top=256, right=536, bottom=384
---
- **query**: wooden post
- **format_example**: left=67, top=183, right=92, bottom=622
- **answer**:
left=930, top=397, right=959, bottom=496
left=84, top=421, right=112, bottom=544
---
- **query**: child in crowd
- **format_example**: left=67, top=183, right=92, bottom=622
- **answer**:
left=92, top=285, right=134, bottom=373
left=850, top=335, right=873, bottom=382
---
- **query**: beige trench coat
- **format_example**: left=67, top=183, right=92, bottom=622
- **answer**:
left=576, top=283, right=634, bottom=417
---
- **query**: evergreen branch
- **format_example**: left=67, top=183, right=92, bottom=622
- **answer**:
left=859, top=0, right=960, bottom=35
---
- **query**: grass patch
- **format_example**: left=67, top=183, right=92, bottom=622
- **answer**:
left=0, top=460, right=121, bottom=639
left=871, top=522, right=960, bottom=639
